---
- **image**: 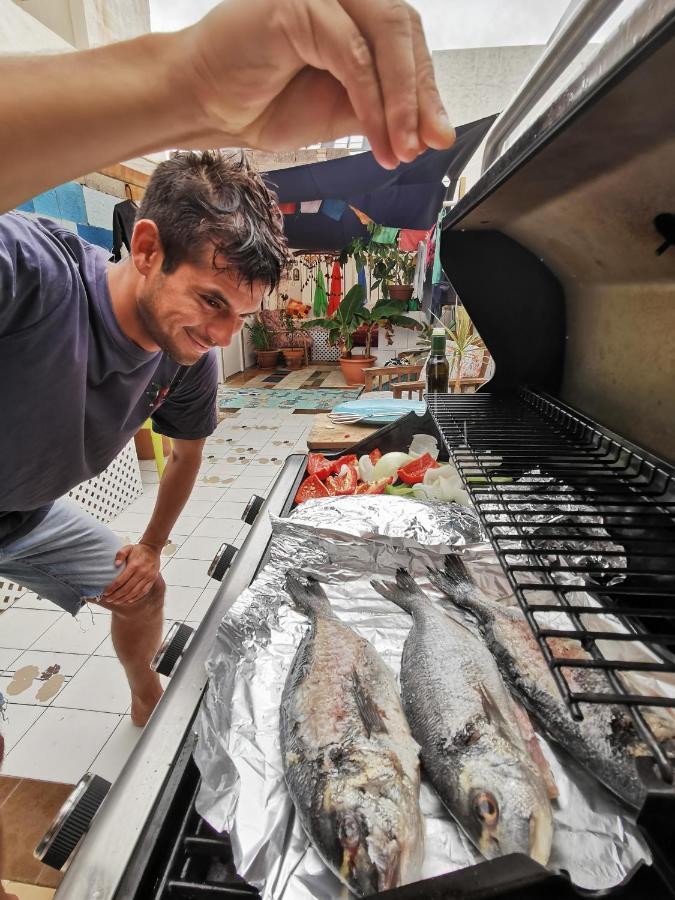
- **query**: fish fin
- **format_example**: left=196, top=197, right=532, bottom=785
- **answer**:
left=477, top=683, right=526, bottom=749
left=512, top=704, right=560, bottom=800
left=370, top=577, right=415, bottom=614
left=351, top=670, right=388, bottom=739
left=285, top=569, right=334, bottom=619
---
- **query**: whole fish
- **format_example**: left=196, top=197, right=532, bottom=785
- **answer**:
left=427, top=555, right=646, bottom=808
left=371, top=570, right=553, bottom=864
left=280, top=569, right=424, bottom=897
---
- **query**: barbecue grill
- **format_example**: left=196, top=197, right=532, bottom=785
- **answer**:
left=45, top=2, right=675, bottom=896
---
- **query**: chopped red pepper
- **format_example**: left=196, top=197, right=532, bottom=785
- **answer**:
left=295, top=474, right=330, bottom=504
left=307, top=453, right=333, bottom=481
left=326, top=464, right=358, bottom=496
left=369, top=448, right=382, bottom=465
left=397, top=453, right=440, bottom=485
left=354, top=476, right=393, bottom=495
left=330, top=453, right=357, bottom=474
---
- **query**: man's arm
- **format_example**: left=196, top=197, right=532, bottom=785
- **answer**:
left=102, top=437, right=205, bottom=605
left=0, top=0, right=454, bottom=212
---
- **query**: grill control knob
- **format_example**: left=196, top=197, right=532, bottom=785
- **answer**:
left=35, top=773, right=111, bottom=870
left=242, top=494, right=265, bottom=525
left=151, top=622, right=195, bottom=676
left=208, top=542, right=238, bottom=581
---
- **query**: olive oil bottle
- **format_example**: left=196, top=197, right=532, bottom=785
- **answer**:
left=426, top=327, right=449, bottom=393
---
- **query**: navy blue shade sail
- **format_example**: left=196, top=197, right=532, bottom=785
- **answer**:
left=263, top=115, right=497, bottom=252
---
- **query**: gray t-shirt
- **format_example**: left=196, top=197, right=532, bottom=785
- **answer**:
left=0, top=213, right=218, bottom=544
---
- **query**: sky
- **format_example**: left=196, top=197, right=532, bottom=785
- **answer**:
left=149, top=0, right=573, bottom=50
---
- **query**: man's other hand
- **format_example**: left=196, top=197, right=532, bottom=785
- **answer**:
left=181, top=0, right=455, bottom=170
left=102, top=543, right=162, bottom=605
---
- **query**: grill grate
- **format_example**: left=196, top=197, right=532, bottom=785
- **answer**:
left=427, top=389, right=675, bottom=784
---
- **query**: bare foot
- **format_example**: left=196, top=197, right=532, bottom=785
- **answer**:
left=130, top=683, right=164, bottom=727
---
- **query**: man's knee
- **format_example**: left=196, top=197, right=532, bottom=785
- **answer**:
left=97, top=574, right=165, bottom=618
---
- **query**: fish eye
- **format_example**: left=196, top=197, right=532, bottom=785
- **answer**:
left=339, top=814, right=361, bottom=849
left=472, top=791, right=499, bottom=827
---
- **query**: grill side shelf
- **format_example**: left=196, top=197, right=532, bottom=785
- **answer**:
left=426, top=390, right=675, bottom=786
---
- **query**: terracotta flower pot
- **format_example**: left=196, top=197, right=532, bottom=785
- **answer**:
left=387, top=284, right=414, bottom=302
left=339, top=354, right=376, bottom=386
left=256, top=349, right=280, bottom=368
left=282, top=347, right=305, bottom=369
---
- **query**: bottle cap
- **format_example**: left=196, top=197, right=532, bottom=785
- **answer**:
left=432, top=327, right=446, bottom=336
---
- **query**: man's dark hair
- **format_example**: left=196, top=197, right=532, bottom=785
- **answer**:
left=137, top=150, right=289, bottom=291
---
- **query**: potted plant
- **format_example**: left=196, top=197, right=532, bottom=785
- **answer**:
left=279, top=310, right=306, bottom=369
left=244, top=313, right=279, bottom=368
left=339, top=231, right=417, bottom=303
left=304, top=285, right=420, bottom=385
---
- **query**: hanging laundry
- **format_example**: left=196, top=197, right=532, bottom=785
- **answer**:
left=349, top=205, right=373, bottom=226
left=413, top=240, right=427, bottom=304
left=327, top=260, right=342, bottom=315
left=300, top=200, right=322, bottom=213
left=431, top=209, right=448, bottom=286
left=398, top=229, right=428, bottom=252
left=278, top=202, right=297, bottom=214
left=370, top=224, right=399, bottom=244
left=313, top=266, right=328, bottom=317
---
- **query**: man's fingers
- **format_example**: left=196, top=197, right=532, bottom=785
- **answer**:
left=104, top=577, right=154, bottom=606
left=410, top=13, right=455, bottom=151
left=279, top=0, right=397, bottom=169
left=339, top=0, right=420, bottom=164
left=103, top=564, right=134, bottom=597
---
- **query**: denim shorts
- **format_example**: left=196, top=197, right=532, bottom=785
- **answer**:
left=0, top=499, right=123, bottom=616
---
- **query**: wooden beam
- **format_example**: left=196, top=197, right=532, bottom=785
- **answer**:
left=99, top=163, right=151, bottom=189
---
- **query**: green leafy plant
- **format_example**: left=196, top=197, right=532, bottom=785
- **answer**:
left=304, top=284, right=420, bottom=359
left=339, top=226, right=417, bottom=299
left=279, top=309, right=305, bottom=348
left=244, top=313, right=271, bottom=351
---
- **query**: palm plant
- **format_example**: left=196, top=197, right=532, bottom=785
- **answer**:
left=244, top=313, right=271, bottom=350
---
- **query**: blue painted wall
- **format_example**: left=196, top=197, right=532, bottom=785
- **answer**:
left=15, top=181, right=116, bottom=253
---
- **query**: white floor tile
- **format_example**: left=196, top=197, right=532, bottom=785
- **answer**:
left=0, top=650, right=88, bottom=707
left=0, top=703, right=46, bottom=754
left=109, top=511, right=152, bottom=532
left=123, top=496, right=159, bottom=515
left=0, top=608, right=63, bottom=650
left=175, top=535, right=227, bottom=562
left=7, top=591, right=45, bottom=611
left=162, top=585, right=204, bottom=620
left=248, top=465, right=282, bottom=477
left=31, top=612, right=109, bottom=655
left=180, top=499, right=218, bottom=518
left=189, top=518, right=242, bottom=541
left=4, top=707, right=120, bottom=782
left=225, top=489, right=258, bottom=503
left=110, top=530, right=143, bottom=546
left=0, top=647, right=21, bottom=671
left=187, top=588, right=220, bottom=623
left=189, top=485, right=228, bottom=503
left=170, top=514, right=203, bottom=537
left=54, top=655, right=130, bottom=714
left=161, top=557, right=211, bottom=589
left=208, top=498, right=248, bottom=520
left=90, top=715, right=142, bottom=782
left=231, top=475, right=274, bottom=491
left=206, top=462, right=248, bottom=476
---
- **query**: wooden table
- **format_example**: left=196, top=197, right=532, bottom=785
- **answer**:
left=307, top=413, right=380, bottom=451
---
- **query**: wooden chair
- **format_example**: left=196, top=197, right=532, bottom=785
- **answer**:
left=390, top=348, right=492, bottom=399
left=362, top=364, right=423, bottom=393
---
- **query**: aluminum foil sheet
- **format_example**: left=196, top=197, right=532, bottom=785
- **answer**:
left=284, top=494, right=486, bottom=551
left=193, top=498, right=661, bottom=898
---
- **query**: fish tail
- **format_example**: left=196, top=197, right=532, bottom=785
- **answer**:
left=285, top=569, right=334, bottom=619
left=370, top=568, right=425, bottom=614
left=427, top=556, right=487, bottom=619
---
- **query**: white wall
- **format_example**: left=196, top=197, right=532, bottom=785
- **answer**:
left=8, top=0, right=150, bottom=51
left=1, top=0, right=72, bottom=52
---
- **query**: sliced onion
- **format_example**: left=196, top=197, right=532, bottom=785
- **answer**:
left=372, top=452, right=413, bottom=481
left=408, top=433, right=440, bottom=460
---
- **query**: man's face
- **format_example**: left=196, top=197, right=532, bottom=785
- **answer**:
left=137, top=251, right=266, bottom=365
